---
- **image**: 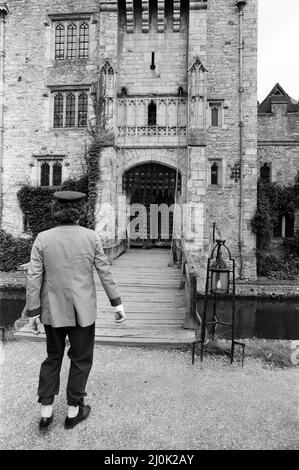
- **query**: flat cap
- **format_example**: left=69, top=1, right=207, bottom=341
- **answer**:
left=53, top=190, right=86, bottom=201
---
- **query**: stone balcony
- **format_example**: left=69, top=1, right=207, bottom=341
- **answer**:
left=116, top=125, right=188, bottom=147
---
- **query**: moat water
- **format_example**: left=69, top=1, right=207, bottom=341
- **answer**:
left=0, top=290, right=298, bottom=340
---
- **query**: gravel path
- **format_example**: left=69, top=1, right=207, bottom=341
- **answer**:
left=0, top=341, right=298, bottom=450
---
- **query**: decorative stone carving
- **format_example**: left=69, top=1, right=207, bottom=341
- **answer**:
left=100, top=59, right=115, bottom=97
left=117, top=96, right=187, bottom=127
left=188, top=57, right=207, bottom=140
left=117, top=126, right=187, bottom=137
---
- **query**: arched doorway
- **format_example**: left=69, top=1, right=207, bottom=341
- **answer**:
left=123, top=163, right=182, bottom=246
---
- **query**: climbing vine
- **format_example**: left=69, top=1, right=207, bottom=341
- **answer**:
left=17, top=176, right=89, bottom=237
left=251, top=179, right=298, bottom=279
left=84, top=75, right=114, bottom=229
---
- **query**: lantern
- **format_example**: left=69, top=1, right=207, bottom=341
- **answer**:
left=210, top=240, right=230, bottom=294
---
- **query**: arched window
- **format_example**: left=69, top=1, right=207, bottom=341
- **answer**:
left=55, top=23, right=65, bottom=60
left=40, top=162, right=50, bottom=186
left=53, top=92, right=64, bottom=128
left=211, top=162, right=218, bottom=185
left=67, top=23, right=77, bottom=59
left=101, top=60, right=114, bottom=95
left=52, top=161, right=62, bottom=186
left=78, top=92, right=88, bottom=127
left=260, top=162, right=271, bottom=183
left=79, top=22, right=89, bottom=58
left=65, top=92, right=76, bottom=127
left=148, top=101, right=156, bottom=126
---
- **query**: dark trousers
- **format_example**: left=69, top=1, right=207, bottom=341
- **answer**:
left=38, top=323, right=95, bottom=406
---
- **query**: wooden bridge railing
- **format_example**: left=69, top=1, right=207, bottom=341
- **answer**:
left=171, top=240, right=202, bottom=330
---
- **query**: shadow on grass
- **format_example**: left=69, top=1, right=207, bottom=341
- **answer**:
left=192, top=337, right=295, bottom=369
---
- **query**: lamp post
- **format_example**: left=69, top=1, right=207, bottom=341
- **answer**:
left=210, top=240, right=230, bottom=294
left=194, top=238, right=245, bottom=365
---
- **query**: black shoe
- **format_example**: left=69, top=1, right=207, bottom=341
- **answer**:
left=64, top=405, right=91, bottom=430
left=39, top=415, right=53, bottom=433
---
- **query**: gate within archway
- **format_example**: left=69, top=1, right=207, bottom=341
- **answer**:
left=123, top=163, right=182, bottom=246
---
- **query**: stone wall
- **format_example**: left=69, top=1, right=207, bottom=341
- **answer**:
left=258, top=99, right=299, bottom=185
left=2, top=0, right=99, bottom=235
left=258, top=143, right=299, bottom=185
left=117, top=1, right=188, bottom=96
left=1, top=0, right=258, bottom=285
left=202, top=0, right=258, bottom=281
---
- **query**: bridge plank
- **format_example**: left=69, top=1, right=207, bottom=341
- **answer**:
left=15, top=248, right=194, bottom=346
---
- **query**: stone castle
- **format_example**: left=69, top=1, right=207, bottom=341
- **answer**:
left=0, top=0, right=297, bottom=284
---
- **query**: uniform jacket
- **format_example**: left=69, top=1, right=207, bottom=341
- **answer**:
left=25, top=224, right=122, bottom=327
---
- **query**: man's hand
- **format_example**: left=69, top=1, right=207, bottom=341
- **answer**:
left=113, top=305, right=126, bottom=324
left=29, top=315, right=41, bottom=335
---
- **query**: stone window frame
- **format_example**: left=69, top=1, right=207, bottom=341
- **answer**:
left=32, top=155, right=66, bottom=188
left=207, top=158, right=224, bottom=188
left=207, top=100, right=224, bottom=128
left=260, top=162, right=272, bottom=183
left=49, top=85, right=91, bottom=129
left=48, top=13, right=93, bottom=61
left=273, top=213, right=294, bottom=239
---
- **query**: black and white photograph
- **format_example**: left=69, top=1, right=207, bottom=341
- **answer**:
left=0, top=0, right=298, bottom=454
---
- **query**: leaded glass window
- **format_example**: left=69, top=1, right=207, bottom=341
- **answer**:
left=79, top=22, right=89, bottom=59
left=52, top=161, right=62, bottom=186
left=40, top=162, right=50, bottom=186
left=67, top=23, right=77, bottom=59
left=53, top=92, right=64, bottom=128
left=52, top=90, right=88, bottom=128
left=55, top=23, right=65, bottom=60
left=65, top=92, right=76, bottom=127
left=78, top=92, right=88, bottom=127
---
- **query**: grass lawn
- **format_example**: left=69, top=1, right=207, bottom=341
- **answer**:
left=0, top=339, right=298, bottom=450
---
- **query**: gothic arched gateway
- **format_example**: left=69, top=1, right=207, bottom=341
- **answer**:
left=123, top=163, right=182, bottom=246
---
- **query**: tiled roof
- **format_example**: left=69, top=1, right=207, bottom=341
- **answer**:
left=258, top=83, right=299, bottom=113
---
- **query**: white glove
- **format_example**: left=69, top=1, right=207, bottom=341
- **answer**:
left=113, top=305, right=126, bottom=324
left=29, top=315, right=41, bottom=335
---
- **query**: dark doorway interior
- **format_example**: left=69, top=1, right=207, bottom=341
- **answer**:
left=123, top=163, right=182, bottom=246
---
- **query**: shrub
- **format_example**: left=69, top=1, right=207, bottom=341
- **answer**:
left=17, top=176, right=89, bottom=237
left=0, top=230, right=33, bottom=271
left=257, top=252, right=299, bottom=280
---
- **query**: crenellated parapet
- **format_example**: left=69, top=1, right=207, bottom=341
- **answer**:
left=141, top=0, right=149, bottom=33
left=157, top=0, right=165, bottom=33
left=173, top=0, right=181, bottom=32
left=189, top=0, right=208, bottom=10
left=125, top=0, right=134, bottom=33
left=99, top=0, right=118, bottom=11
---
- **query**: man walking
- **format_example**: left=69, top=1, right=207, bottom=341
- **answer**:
left=26, top=190, right=126, bottom=432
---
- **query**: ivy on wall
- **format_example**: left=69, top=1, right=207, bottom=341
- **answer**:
left=17, top=176, right=89, bottom=238
left=0, top=230, right=33, bottom=271
left=251, top=180, right=298, bottom=279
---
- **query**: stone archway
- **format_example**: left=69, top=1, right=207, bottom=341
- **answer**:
left=123, top=162, right=182, bottom=246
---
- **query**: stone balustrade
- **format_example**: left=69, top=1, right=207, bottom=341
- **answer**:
left=118, top=125, right=187, bottom=137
